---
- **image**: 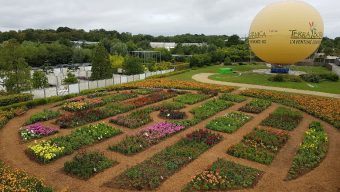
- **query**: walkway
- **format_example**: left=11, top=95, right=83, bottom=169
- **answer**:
left=192, top=73, right=340, bottom=99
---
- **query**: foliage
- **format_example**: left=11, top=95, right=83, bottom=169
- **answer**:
left=62, top=98, right=103, bottom=112
left=110, top=130, right=221, bottom=190
left=190, top=54, right=212, bottom=67
left=174, top=93, right=210, bottom=104
left=64, top=151, right=116, bottom=179
left=227, top=128, right=289, bottom=165
left=261, top=107, right=303, bottom=131
left=101, top=92, right=137, bottom=103
left=131, top=88, right=159, bottom=95
left=28, top=123, right=122, bottom=163
left=240, top=89, right=340, bottom=129
left=0, top=160, right=52, bottom=192
left=109, top=55, right=124, bottom=72
left=268, top=74, right=302, bottom=82
left=122, top=56, right=144, bottom=75
left=20, top=123, right=58, bottom=142
left=206, top=112, right=252, bottom=133
left=300, top=73, right=339, bottom=83
left=26, top=109, right=60, bottom=125
left=0, top=93, right=33, bottom=107
left=239, top=99, right=272, bottom=114
left=32, top=70, right=49, bottom=89
left=0, top=40, right=32, bottom=93
left=63, top=72, right=78, bottom=85
left=110, top=107, right=154, bottom=128
left=91, top=44, right=112, bottom=80
left=286, top=122, right=328, bottom=180
left=123, top=91, right=177, bottom=108
left=110, top=122, right=185, bottom=155
left=183, top=159, right=262, bottom=191
left=219, top=93, right=247, bottom=103
left=190, top=99, right=233, bottom=120
left=158, top=101, right=185, bottom=110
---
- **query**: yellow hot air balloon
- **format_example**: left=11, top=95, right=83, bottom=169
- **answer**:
left=249, top=0, right=324, bottom=65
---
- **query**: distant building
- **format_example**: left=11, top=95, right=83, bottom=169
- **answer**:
left=150, top=42, right=176, bottom=50
left=72, top=40, right=99, bottom=48
left=325, top=56, right=339, bottom=64
left=182, top=43, right=207, bottom=47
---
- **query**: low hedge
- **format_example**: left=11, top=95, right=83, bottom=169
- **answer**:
left=0, top=93, right=33, bottom=107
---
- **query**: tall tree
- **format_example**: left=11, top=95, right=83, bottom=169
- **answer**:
left=0, top=39, right=31, bottom=93
left=32, top=70, right=49, bottom=89
left=91, top=44, right=112, bottom=80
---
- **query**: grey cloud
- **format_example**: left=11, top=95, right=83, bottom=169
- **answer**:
left=0, top=0, right=339, bottom=38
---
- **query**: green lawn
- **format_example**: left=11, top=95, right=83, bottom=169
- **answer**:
left=166, top=64, right=340, bottom=94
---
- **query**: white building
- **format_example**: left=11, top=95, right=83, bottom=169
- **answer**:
left=150, top=42, right=176, bottom=50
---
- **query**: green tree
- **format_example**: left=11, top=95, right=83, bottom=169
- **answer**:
left=109, top=55, right=124, bottom=72
left=91, top=44, right=112, bottom=80
left=122, top=57, right=144, bottom=75
left=63, top=72, right=78, bottom=84
left=32, top=70, right=49, bottom=88
left=111, top=40, right=128, bottom=56
left=0, top=39, right=31, bottom=93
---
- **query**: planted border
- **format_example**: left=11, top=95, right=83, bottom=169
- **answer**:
left=183, top=159, right=263, bottom=191
left=261, top=107, right=303, bottom=131
left=174, top=93, right=210, bottom=105
left=239, top=99, right=271, bottom=114
left=64, top=151, right=117, bottom=179
left=20, top=123, right=59, bottom=142
left=227, top=128, right=289, bottom=165
left=286, top=122, right=328, bottom=180
left=108, top=130, right=222, bottom=190
left=220, top=93, right=247, bottom=103
left=25, top=109, right=60, bottom=125
left=110, top=107, right=155, bottom=128
left=27, top=123, right=122, bottom=163
left=206, top=112, right=252, bottom=133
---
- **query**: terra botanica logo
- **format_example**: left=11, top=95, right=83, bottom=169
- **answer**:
left=289, top=21, right=323, bottom=45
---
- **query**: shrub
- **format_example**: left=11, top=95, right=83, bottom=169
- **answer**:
left=319, top=73, right=339, bottom=82
left=261, top=107, right=303, bottom=131
left=268, top=74, right=285, bottom=82
left=25, top=109, right=60, bottom=125
left=0, top=93, right=33, bottom=107
left=206, top=112, right=252, bottom=133
left=300, top=74, right=321, bottom=83
left=286, top=122, right=328, bottom=180
left=183, top=159, right=263, bottom=191
left=64, top=151, right=116, bottom=179
left=239, top=99, right=271, bottom=114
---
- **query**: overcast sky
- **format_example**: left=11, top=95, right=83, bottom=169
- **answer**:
left=0, top=0, right=339, bottom=38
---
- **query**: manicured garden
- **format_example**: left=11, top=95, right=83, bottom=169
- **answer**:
left=0, top=79, right=338, bottom=192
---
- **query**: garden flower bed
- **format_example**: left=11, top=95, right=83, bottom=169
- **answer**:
left=27, top=123, right=122, bottom=163
left=62, top=98, right=103, bottom=112
left=108, top=129, right=222, bottom=190
left=286, top=122, right=328, bottom=180
left=87, top=91, right=110, bottom=98
left=241, top=89, right=340, bottom=129
left=158, top=101, right=185, bottom=110
left=123, top=91, right=177, bottom=108
left=206, top=112, right=252, bottom=133
left=110, top=122, right=185, bottom=155
left=101, top=92, right=137, bottom=103
left=20, top=123, right=59, bottom=142
left=227, top=128, right=289, bottom=165
left=239, top=99, right=272, bottom=114
left=261, top=107, right=303, bottom=131
left=25, top=109, right=60, bottom=125
left=0, top=114, right=8, bottom=129
left=0, top=160, right=52, bottom=191
left=64, top=151, right=117, bottom=179
left=174, top=93, right=210, bottom=104
left=183, top=159, right=263, bottom=191
left=220, top=93, right=247, bottom=103
left=159, top=109, right=186, bottom=119
left=131, top=88, right=160, bottom=95
left=110, top=107, right=155, bottom=128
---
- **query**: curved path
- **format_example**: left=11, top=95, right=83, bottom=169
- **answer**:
left=0, top=91, right=339, bottom=192
left=192, top=73, right=340, bottom=99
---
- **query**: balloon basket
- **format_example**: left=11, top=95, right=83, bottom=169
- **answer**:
left=271, top=66, right=290, bottom=74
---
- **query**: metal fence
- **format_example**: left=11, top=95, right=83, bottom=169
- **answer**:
left=23, top=69, right=174, bottom=99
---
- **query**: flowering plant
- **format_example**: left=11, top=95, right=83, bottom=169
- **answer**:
left=28, top=141, right=65, bottom=163
left=20, top=123, right=58, bottom=142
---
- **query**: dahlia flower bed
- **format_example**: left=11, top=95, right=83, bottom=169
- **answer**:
left=110, top=107, right=155, bottom=128
left=206, top=112, right=252, bottom=133
left=241, top=89, right=340, bottom=129
left=239, top=99, right=272, bottom=114
left=220, top=93, right=247, bottom=103
left=0, top=160, right=52, bottom=192
left=20, top=123, right=59, bottom=142
left=174, top=93, right=210, bottom=105
left=183, top=159, right=263, bottom=191
left=110, top=122, right=185, bottom=155
left=261, top=107, right=303, bottom=131
left=123, top=91, right=177, bottom=108
left=227, top=128, right=289, bottom=165
left=27, top=123, right=122, bottom=163
left=25, top=109, right=60, bottom=125
left=64, top=151, right=117, bottom=179
left=286, top=122, right=328, bottom=180
left=109, top=130, right=222, bottom=190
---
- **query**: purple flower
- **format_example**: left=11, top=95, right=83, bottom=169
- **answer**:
left=139, top=122, right=185, bottom=141
left=26, top=123, right=59, bottom=136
